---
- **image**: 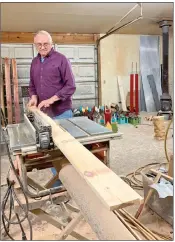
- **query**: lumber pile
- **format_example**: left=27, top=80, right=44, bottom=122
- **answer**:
left=2, top=57, right=21, bottom=124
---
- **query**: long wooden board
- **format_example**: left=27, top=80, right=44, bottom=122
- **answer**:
left=12, top=58, right=20, bottom=123
left=4, top=57, right=13, bottom=124
left=117, top=76, right=127, bottom=111
left=29, top=107, right=143, bottom=210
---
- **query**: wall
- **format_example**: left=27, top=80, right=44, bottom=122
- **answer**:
left=100, top=34, right=140, bottom=105
left=100, top=32, right=173, bottom=106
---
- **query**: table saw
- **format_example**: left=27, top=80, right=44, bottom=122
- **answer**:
left=4, top=109, right=146, bottom=241
left=6, top=109, right=122, bottom=199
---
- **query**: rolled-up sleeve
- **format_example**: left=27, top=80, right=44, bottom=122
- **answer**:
left=29, top=61, right=37, bottom=97
left=55, top=56, right=76, bottom=101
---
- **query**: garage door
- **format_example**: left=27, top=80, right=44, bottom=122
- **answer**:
left=1, top=43, right=98, bottom=120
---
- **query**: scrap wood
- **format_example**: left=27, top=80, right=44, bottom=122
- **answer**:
left=145, top=115, right=154, bottom=121
left=4, top=57, right=13, bottom=124
left=114, top=210, right=141, bottom=240
left=11, top=58, right=20, bottom=123
left=118, top=209, right=161, bottom=240
left=149, top=229, right=173, bottom=240
left=150, top=169, right=173, bottom=183
left=0, top=64, right=5, bottom=125
left=117, top=76, right=127, bottom=111
left=28, top=107, right=143, bottom=211
left=129, top=225, right=172, bottom=241
left=9, top=155, right=22, bottom=189
left=135, top=171, right=162, bottom=219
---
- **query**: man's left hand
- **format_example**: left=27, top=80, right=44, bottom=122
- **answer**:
left=38, top=95, right=60, bottom=110
left=38, top=98, right=54, bottom=110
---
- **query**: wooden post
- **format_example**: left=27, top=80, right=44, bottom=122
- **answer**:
left=11, top=58, right=20, bottom=123
left=4, top=57, right=13, bottom=124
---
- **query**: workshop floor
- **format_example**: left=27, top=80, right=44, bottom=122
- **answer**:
left=1, top=112, right=173, bottom=240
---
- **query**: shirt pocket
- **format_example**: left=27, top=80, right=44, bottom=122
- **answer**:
left=47, top=64, right=61, bottom=78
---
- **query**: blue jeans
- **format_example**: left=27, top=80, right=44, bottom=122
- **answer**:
left=53, top=109, right=73, bottom=120
left=51, top=109, right=73, bottom=187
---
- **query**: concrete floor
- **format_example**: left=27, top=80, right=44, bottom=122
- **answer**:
left=110, top=113, right=173, bottom=176
left=1, top=112, right=173, bottom=240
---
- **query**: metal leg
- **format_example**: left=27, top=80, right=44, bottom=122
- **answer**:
left=20, top=155, right=66, bottom=198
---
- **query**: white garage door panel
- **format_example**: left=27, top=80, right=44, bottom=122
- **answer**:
left=74, top=83, right=95, bottom=99
left=2, top=43, right=98, bottom=113
left=77, top=46, right=95, bottom=62
left=14, top=47, right=34, bottom=59
left=72, top=65, right=96, bottom=82
left=55, top=45, right=96, bottom=63
left=17, top=65, right=30, bottom=85
left=57, top=47, right=75, bottom=61
left=1, top=47, right=9, bottom=58
left=73, top=99, right=96, bottom=109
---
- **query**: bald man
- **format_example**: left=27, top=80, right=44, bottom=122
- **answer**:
left=28, top=30, right=76, bottom=187
left=28, top=30, right=76, bottom=119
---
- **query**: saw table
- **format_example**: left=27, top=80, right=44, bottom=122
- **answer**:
left=7, top=113, right=122, bottom=199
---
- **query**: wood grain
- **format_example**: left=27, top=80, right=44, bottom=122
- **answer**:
left=0, top=60, right=5, bottom=124
left=29, top=107, right=143, bottom=211
left=12, top=58, right=20, bottom=123
left=117, top=76, right=127, bottom=111
left=2, top=32, right=97, bottom=44
left=4, top=57, right=13, bottom=124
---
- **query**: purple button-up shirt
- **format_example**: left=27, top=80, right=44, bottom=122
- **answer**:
left=29, top=48, right=76, bottom=117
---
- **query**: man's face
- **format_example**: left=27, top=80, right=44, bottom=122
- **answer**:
left=34, top=34, right=52, bottom=57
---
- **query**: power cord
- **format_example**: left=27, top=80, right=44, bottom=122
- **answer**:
left=120, top=161, right=170, bottom=190
left=121, top=116, right=173, bottom=190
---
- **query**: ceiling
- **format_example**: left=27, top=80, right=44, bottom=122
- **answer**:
left=1, top=2, right=174, bottom=35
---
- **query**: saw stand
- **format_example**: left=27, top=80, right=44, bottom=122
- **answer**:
left=8, top=133, right=121, bottom=240
left=9, top=152, right=89, bottom=240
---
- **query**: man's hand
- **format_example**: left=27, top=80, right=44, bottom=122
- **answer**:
left=28, top=95, right=38, bottom=107
left=38, top=95, right=60, bottom=110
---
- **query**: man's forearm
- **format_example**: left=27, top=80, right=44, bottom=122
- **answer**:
left=50, top=95, right=60, bottom=103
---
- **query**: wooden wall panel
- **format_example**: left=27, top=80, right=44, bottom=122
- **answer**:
left=2, top=32, right=98, bottom=44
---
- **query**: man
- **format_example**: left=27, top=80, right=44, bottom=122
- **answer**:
left=28, top=30, right=76, bottom=119
left=28, top=30, right=76, bottom=186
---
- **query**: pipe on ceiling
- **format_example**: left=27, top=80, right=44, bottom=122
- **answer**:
left=106, top=3, right=139, bottom=34
left=97, top=3, right=143, bottom=45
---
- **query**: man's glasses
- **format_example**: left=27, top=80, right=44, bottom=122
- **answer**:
left=35, top=43, right=51, bottom=48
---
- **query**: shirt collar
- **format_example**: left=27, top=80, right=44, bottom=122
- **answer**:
left=37, top=47, right=54, bottom=59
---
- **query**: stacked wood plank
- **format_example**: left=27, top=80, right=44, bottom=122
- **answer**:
left=2, top=57, right=21, bottom=124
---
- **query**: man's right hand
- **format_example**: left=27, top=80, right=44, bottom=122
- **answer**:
left=28, top=95, right=38, bottom=107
